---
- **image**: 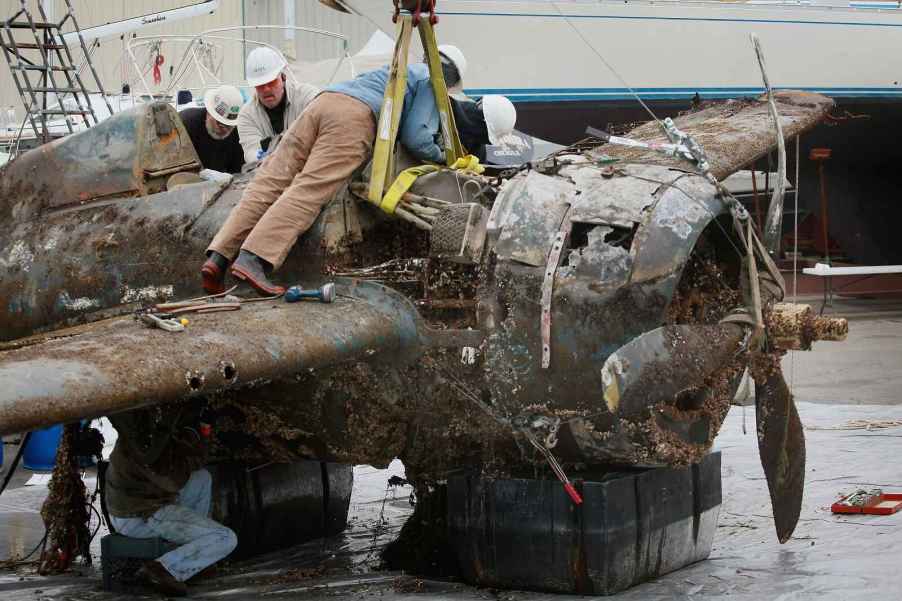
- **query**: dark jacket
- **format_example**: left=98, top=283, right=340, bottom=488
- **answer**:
left=179, top=107, right=244, bottom=174
left=105, top=406, right=208, bottom=519
left=451, top=97, right=490, bottom=162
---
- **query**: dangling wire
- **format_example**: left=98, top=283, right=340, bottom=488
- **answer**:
left=790, top=134, right=801, bottom=393
left=549, top=1, right=664, bottom=129
left=792, top=135, right=801, bottom=303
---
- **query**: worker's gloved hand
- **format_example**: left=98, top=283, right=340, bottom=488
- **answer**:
left=451, top=154, right=484, bottom=174
left=256, top=148, right=269, bottom=161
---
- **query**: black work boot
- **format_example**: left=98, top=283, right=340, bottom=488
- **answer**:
left=139, top=560, right=188, bottom=597
left=230, top=250, right=286, bottom=296
left=201, top=251, right=230, bottom=295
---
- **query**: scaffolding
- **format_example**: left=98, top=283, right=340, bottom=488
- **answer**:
left=0, top=0, right=111, bottom=144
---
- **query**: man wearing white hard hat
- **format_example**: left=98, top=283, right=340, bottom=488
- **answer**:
left=201, top=58, right=517, bottom=296
left=237, top=46, right=320, bottom=164
left=451, top=94, right=517, bottom=162
left=178, top=85, right=245, bottom=174
left=431, top=44, right=467, bottom=94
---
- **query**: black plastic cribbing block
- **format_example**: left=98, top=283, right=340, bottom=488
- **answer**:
left=447, top=452, right=722, bottom=595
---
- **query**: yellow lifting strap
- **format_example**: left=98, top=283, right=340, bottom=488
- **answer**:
left=418, top=18, right=465, bottom=164
left=379, top=164, right=441, bottom=215
left=377, top=155, right=484, bottom=214
left=367, top=12, right=474, bottom=213
left=369, top=15, right=413, bottom=206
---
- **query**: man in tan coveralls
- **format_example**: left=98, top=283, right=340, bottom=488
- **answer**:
left=201, top=57, right=512, bottom=296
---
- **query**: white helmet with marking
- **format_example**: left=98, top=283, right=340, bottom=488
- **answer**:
left=481, top=95, right=517, bottom=146
left=246, top=46, right=288, bottom=87
left=204, top=85, right=243, bottom=126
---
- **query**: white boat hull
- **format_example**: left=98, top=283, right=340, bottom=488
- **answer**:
left=330, top=1, right=902, bottom=128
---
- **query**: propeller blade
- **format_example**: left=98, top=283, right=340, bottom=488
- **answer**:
left=601, top=323, right=745, bottom=418
left=755, top=365, right=806, bottom=543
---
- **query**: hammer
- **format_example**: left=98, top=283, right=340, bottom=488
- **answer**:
left=284, top=283, right=335, bottom=304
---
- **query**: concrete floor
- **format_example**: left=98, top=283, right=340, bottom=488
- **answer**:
left=785, top=313, right=902, bottom=406
left=1, top=296, right=901, bottom=600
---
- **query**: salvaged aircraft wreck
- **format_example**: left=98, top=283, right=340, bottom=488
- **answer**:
left=0, top=89, right=847, bottom=593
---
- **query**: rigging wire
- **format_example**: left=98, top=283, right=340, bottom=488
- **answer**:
left=790, top=134, right=801, bottom=392
left=548, top=0, right=759, bottom=265
left=549, top=1, right=664, bottom=129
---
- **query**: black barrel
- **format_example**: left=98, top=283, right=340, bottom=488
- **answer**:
left=211, top=461, right=353, bottom=559
left=447, top=452, right=721, bottom=595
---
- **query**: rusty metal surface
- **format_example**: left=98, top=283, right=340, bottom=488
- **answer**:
left=0, top=103, right=200, bottom=213
left=0, top=279, right=422, bottom=437
left=0, top=178, right=233, bottom=341
left=601, top=324, right=745, bottom=420
left=0, top=173, right=362, bottom=342
left=630, top=174, right=729, bottom=285
left=770, top=302, right=848, bottom=350
left=755, top=367, right=806, bottom=543
left=494, top=171, right=574, bottom=266
left=595, top=91, right=834, bottom=181
left=565, top=164, right=670, bottom=228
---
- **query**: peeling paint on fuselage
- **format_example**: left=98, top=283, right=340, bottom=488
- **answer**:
left=652, top=184, right=712, bottom=239
left=120, top=284, right=175, bottom=304
left=5, top=240, right=35, bottom=272
left=56, top=292, right=101, bottom=312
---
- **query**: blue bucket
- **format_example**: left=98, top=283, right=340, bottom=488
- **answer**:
left=23, top=425, right=63, bottom=471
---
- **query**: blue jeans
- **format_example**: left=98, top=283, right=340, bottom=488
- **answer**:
left=110, top=469, right=237, bottom=582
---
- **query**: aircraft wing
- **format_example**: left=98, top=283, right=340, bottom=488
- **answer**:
left=0, top=279, right=478, bottom=436
left=596, top=91, right=834, bottom=181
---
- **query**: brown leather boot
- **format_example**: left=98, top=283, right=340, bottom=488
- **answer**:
left=230, top=250, right=286, bottom=296
left=200, top=251, right=230, bottom=295
left=138, top=560, right=188, bottom=597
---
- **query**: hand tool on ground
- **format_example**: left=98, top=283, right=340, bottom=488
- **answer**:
left=160, top=301, right=241, bottom=315
left=154, top=285, right=239, bottom=311
left=832, top=489, right=902, bottom=515
left=285, top=283, right=335, bottom=304
left=137, top=312, right=185, bottom=332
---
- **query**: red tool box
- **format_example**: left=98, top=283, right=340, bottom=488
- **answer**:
left=832, top=490, right=902, bottom=515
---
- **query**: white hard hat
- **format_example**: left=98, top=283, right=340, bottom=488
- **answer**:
left=438, top=44, right=467, bottom=81
left=246, top=46, right=287, bottom=87
left=481, top=95, right=517, bottom=146
left=204, top=85, right=243, bottom=126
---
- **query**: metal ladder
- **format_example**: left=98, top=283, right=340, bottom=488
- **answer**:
left=0, top=0, right=112, bottom=144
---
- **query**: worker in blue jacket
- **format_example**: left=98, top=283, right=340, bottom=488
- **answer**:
left=202, top=59, right=516, bottom=296
left=330, top=63, right=445, bottom=163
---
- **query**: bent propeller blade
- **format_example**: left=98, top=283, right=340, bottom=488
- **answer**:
left=755, top=365, right=806, bottom=543
left=601, top=323, right=745, bottom=417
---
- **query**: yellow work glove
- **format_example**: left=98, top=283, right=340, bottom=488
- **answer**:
left=450, top=154, right=484, bottom=175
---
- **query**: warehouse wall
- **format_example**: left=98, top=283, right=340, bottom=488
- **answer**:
left=0, top=0, right=376, bottom=126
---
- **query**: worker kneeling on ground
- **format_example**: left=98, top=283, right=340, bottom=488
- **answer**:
left=178, top=85, right=245, bottom=174
left=105, top=408, right=235, bottom=597
left=237, top=46, right=320, bottom=164
left=201, top=60, right=517, bottom=296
